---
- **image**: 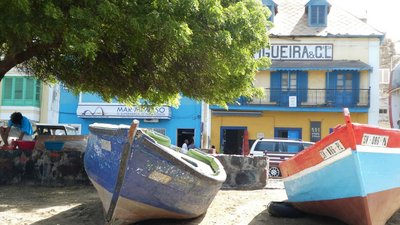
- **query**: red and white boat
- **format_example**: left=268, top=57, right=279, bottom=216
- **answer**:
left=280, top=108, right=400, bottom=225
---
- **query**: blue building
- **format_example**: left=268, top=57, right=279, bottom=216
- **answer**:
left=58, top=85, right=204, bottom=148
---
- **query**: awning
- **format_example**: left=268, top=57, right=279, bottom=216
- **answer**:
left=260, top=60, right=372, bottom=71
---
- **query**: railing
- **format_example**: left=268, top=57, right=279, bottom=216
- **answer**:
left=237, top=88, right=370, bottom=108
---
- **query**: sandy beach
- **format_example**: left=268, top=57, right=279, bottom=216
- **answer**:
left=0, top=180, right=399, bottom=225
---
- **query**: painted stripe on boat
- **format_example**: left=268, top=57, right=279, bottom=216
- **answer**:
left=283, top=149, right=400, bottom=202
left=357, top=145, right=400, bottom=154
left=283, top=148, right=352, bottom=182
left=284, top=145, right=400, bottom=182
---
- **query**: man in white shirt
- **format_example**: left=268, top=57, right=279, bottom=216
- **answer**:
left=181, top=139, right=189, bottom=154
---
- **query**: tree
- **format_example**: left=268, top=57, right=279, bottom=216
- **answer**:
left=380, top=38, right=398, bottom=69
left=0, top=0, right=271, bottom=107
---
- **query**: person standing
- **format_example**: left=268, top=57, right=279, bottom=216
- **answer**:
left=0, top=112, right=33, bottom=146
left=181, top=139, right=189, bottom=154
left=211, top=145, right=216, bottom=154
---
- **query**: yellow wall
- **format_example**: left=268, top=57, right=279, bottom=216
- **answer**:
left=360, top=70, right=369, bottom=89
left=308, top=71, right=326, bottom=89
left=211, top=111, right=368, bottom=152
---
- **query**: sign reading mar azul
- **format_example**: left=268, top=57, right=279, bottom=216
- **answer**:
left=255, top=44, right=333, bottom=60
left=77, top=104, right=171, bottom=119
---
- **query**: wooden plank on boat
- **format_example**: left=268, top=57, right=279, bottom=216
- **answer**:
left=105, top=120, right=139, bottom=224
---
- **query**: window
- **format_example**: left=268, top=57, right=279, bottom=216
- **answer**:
left=286, top=143, right=303, bottom=153
left=271, top=71, right=308, bottom=103
left=262, top=0, right=277, bottom=22
left=310, top=5, right=326, bottom=25
left=337, top=73, right=353, bottom=90
left=379, top=109, right=388, bottom=114
left=282, top=72, right=297, bottom=90
left=254, top=141, right=278, bottom=152
left=380, top=69, right=390, bottom=84
left=326, top=71, right=360, bottom=106
left=2, top=76, right=41, bottom=107
left=306, top=0, right=330, bottom=27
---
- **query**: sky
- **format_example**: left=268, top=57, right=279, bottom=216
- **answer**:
left=330, top=0, right=400, bottom=41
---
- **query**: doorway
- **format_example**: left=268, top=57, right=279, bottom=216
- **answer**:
left=177, top=129, right=195, bottom=148
left=220, top=127, right=246, bottom=154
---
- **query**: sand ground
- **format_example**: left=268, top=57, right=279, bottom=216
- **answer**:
left=0, top=180, right=399, bottom=225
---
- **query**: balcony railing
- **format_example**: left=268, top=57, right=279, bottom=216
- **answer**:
left=237, top=88, right=370, bottom=108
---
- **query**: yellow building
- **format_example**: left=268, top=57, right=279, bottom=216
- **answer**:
left=210, top=0, right=383, bottom=154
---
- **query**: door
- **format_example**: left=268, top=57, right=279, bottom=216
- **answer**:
left=220, top=127, right=246, bottom=154
left=280, top=72, right=297, bottom=106
left=335, top=73, right=353, bottom=106
left=177, top=129, right=195, bottom=148
left=326, top=71, right=360, bottom=107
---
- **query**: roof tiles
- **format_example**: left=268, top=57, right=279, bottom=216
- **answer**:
left=269, top=0, right=384, bottom=38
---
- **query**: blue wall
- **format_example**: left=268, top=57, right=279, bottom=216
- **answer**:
left=58, top=86, right=202, bottom=147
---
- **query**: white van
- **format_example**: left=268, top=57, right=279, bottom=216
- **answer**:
left=250, top=138, right=314, bottom=177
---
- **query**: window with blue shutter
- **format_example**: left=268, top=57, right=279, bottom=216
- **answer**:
left=352, top=72, right=360, bottom=104
left=326, top=72, right=336, bottom=104
left=310, top=6, right=326, bottom=25
left=262, top=0, right=278, bottom=22
left=306, top=0, right=330, bottom=27
left=297, top=71, right=308, bottom=102
left=270, top=71, right=308, bottom=105
left=326, top=71, right=360, bottom=107
left=270, top=72, right=281, bottom=102
left=1, top=76, right=41, bottom=107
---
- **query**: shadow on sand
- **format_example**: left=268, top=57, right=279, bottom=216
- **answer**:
left=25, top=194, right=400, bottom=225
left=248, top=208, right=345, bottom=225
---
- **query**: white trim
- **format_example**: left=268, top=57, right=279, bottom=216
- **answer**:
left=283, top=144, right=400, bottom=182
left=368, top=40, right=381, bottom=125
left=357, top=145, right=400, bottom=154
left=283, top=148, right=352, bottom=182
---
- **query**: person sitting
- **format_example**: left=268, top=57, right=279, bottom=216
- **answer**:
left=0, top=112, right=33, bottom=146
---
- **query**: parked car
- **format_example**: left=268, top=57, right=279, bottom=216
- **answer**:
left=249, top=138, right=314, bottom=177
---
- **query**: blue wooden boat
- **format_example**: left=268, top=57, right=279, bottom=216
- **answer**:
left=280, top=108, right=400, bottom=225
left=84, top=121, right=226, bottom=224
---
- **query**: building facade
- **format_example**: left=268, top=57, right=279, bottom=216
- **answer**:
left=57, top=86, right=206, bottom=149
left=210, top=0, right=384, bottom=154
left=0, top=67, right=59, bottom=126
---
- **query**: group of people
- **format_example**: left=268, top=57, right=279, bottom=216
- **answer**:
left=0, top=112, right=33, bottom=146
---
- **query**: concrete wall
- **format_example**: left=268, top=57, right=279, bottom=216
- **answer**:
left=215, top=155, right=268, bottom=190
left=0, top=135, right=88, bottom=186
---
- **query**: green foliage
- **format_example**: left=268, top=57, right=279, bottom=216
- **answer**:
left=0, top=0, right=271, bottom=107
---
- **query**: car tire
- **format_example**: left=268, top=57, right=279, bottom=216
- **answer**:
left=269, top=166, right=281, bottom=177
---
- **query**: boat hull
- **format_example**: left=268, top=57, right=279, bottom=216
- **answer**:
left=292, top=188, right=400, bottom=225
left=84, top=124, right=226, bottom=224
left=89, top=178, right=194, bottom=224
left=280, top=118, right=400, bottom=225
